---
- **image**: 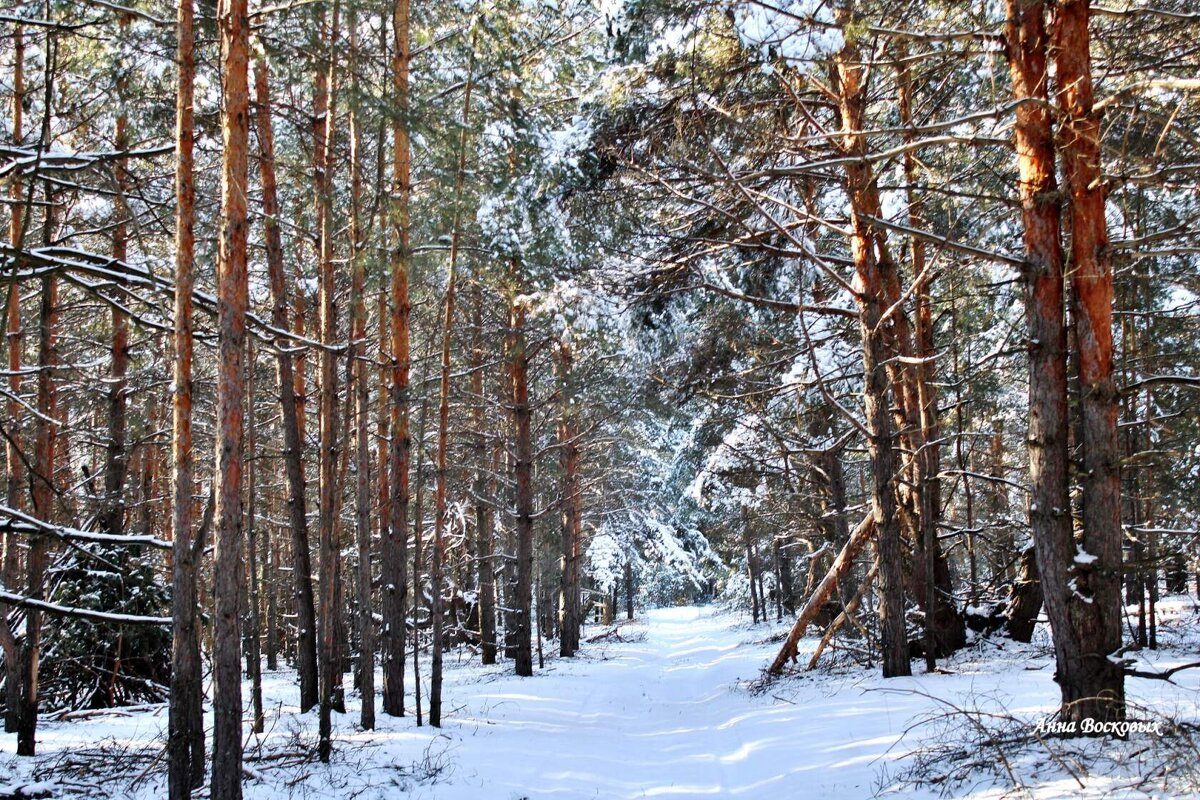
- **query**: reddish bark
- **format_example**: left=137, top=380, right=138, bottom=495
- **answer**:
left=252, top=54, right=319, bottom=712
left=168, top=0, right=204, bottom=790
left=2, top=24, right=26, bottom=734
left=104, top=19, right=131, bottom=538
left=768, top=517, right=874, bottom=674
left=315, top=0, right=341, bottom=763
left=211, top=0, right=250, bottom=791
left=834, top=29, right=911, bottom=678
left=383, top=0, right=411, bottom=717
left=1005, top=0, right=1124, bottom=730
left=1051, top=0, right=1125, bottom=725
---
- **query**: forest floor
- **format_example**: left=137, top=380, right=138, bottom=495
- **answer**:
left=2, top=601, right=1200, bottom=799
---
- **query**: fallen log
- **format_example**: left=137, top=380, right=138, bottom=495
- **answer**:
left=767, top=515, right=874, bottom=675
left=807, top=559, right=878, bottom=670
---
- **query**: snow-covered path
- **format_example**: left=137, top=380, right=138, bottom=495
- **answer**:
left=426, top=606, right=909, bottom=799
left=5, top=602, right=1199, bottom=799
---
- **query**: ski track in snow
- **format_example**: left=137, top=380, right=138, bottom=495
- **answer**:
left=3, top=603, right=1199, bottom=799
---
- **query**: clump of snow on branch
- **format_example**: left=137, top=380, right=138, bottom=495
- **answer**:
left=731, top=1, right=844, bottom=68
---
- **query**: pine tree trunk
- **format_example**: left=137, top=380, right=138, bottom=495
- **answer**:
left=470, top=284, right=497, bottom=664
left=510, top=298, right=534, bottom=677
left=104, top=16, right=130, bottom=538
left=625, top=560, right=634, bottom=620
left=743, top=515, right=760, bottom=624
left=1005, top=0, right=1122, bottom=732
left=834, top=30, right=911, bottom=679
left=347, top=11, right=375, bottom=731
left=168, top=0, right=204, bottom=785
left=1005, top=543, right=1044, bottom=642
left=557, top=334, right=580, bottom=656
left=315, top=0, right=341, bottom=763
left=412, top=392, right=429, bottom=727
left=211, top=0, right=250, bottom=790
left=1050, top=0, right=1125, bottom=725
left=3, top=23, right=26, bottom=736
left=252, top=54, right=319, bottom=712
left=245, top=343, right=264, bottom=734
left=383, top=0, right=412, bottom=718
left=769, top=517, right=873, bottom=674
left=430, top=44, right=475, bottom=725
left=17, top=219, right=58, bottom=755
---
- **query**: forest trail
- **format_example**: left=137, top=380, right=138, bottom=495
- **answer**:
left=7, top=602, right=1198, bottom=799
left=426, top=606, right=907, bottom=799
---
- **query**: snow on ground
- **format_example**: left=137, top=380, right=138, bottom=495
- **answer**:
left=2, top=601, right=1200, bottom=799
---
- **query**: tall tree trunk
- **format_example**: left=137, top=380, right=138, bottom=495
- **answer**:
left=557, top=333, right=581, bottom=656
left=412, top=391, right=430, bottom=727
left=104, top=17, right=131, bottom=539
left=245, top=342, right=264, bottom=734
left=168, top=0, right=204, bottom=787
left=624, top=560, right=634, bottom=620
left=1005, top=0, right=1122, bottom=731
left=252, top=53, right=318, bottom=712
left=989, top=419, right=1015, bottom=582
left=1050, top=0, right=1125, bottom=725
left=211, top=0, right=250, bottom=790
left=316, top=0, right=341, bottom=764
left=347, top=10, right=375, bottom=732
left=834, top=26, right=911, bottom=679
left=897, top=45, right=947, bottom=671
left=743, top=511, right=760, bottom=624
left=3, top=23, right=26, bottom=735
left=470, top=283, right=497, bottom=665
left=429, top=46, right=475, bottom=725
left=383, top=0, right=412, bottom=718
left=17, top=201, right=58, bottom=756
left=265, top=510, right=279, bottom=672
left=510, top=298, right=534, bottom=677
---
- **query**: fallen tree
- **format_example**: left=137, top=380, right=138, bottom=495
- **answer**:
left=768, top=515, right=874, bottom=675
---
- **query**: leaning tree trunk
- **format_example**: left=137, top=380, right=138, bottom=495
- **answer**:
left=211, top=0, right=250, bottom=792
left=1050, top=0, right=1125, bottom=726
left=769, top=517, right=874, bottom=674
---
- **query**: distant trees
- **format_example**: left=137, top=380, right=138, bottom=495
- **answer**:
left=595, top=0, right=1200, bottom=726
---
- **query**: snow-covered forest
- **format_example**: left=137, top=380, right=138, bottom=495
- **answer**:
left=1, top=0, right=1199, bottom=797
